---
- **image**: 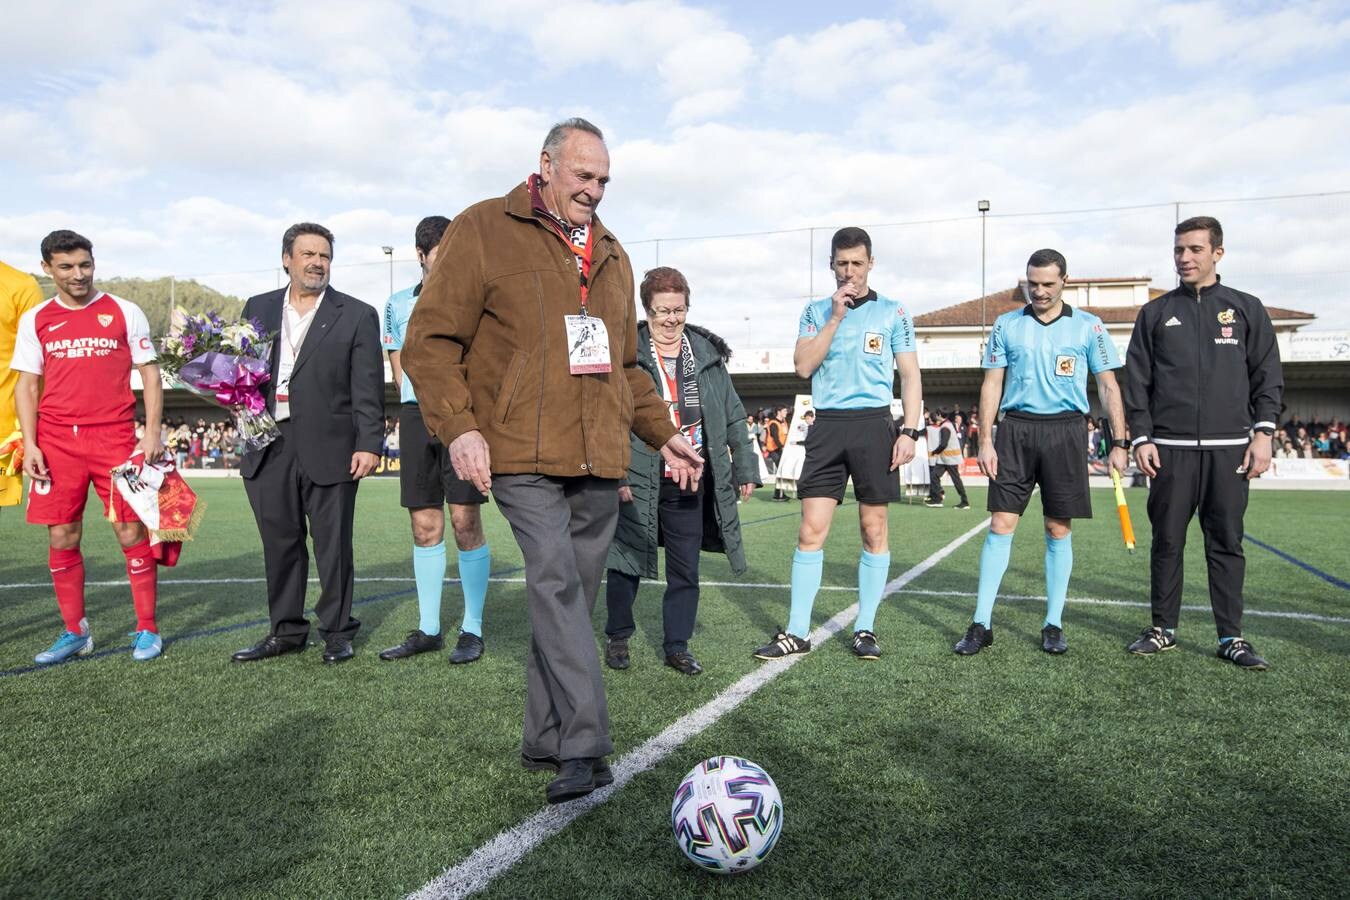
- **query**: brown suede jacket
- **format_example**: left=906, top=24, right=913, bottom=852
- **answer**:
left=401, top=181, right=677, bottom=479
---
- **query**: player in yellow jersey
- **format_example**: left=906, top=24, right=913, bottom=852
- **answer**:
left=0, top=258, right=44, bottom=507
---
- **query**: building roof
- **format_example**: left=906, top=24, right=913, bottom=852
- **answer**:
left=913, top=285, right=1315, bottom=328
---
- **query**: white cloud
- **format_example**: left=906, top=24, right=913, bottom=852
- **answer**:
left=1157, top=2, right=1350, bottom=68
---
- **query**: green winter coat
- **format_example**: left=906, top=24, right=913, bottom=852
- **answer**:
left=606, top=323, right=760, bottom=579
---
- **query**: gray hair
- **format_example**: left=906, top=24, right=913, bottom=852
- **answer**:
left=542, top=118, right=605, bottom=157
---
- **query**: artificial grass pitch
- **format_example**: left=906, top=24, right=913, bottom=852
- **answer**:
left=0, top=481, right=1346, bottom=898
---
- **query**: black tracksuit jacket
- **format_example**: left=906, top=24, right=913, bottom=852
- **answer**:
left=1124, top=277, right=1284, bottom=448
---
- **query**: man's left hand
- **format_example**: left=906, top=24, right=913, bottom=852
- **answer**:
left=660, top=435, right=704, bottom=492
left=890, top=434, right=916, bottom=471
left=137, top=434, right=165, bottom=464
left=1243, top=433, right=1273, bottom=480
left=739, top=483, right=756, bottom=500
left=1108, top=446, right=1128, bottom=476
left=351, top=451, right=380, bottom=479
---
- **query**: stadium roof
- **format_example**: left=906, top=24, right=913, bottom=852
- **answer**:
left=914, top=283, right=1316, bottom=328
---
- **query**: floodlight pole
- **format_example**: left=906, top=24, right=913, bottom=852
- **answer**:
left=382, top=246, right=394, bottom=298
left=978, top=200, right=990, bottom=351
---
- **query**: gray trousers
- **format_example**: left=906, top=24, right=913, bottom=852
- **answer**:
left=492, top=474, right=619, bottom=760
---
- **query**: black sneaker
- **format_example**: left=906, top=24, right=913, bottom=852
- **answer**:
left=448, top=631, right=484, bottom=665
left=923, top=499, right=944, bottom=508
left=851, top=630, right=881, bottom=660
left=1127, top=626, right=1177, bottom=655
left=753, top=628, right=810, bottom=660
left=378, top=629, right=444, bottom=661
left=665, top=651, right=703, bottom=675
left=1217, top=638, right=1268, bottom=671
left=955, top=501, right=971, bottom=510
left=605, top=636, right=630, bottom=670
left=1041, top=624, right=1067, bottom=654
left=954, top=622, right=993, bottom=655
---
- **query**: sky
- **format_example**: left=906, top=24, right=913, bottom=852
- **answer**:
left=4, top=0, right=1350, bottom=344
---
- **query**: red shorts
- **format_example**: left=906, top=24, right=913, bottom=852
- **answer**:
left=27, top=421, right=139, bottom=525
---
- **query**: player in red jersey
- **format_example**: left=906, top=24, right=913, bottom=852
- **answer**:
left=11, top=231, right=165, bottom=664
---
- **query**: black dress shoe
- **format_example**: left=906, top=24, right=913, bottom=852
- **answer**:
left=523, top=754, right=613, bottom=785
left=379, top=629, right=444, bottom=661
left=546, top=758, right=609, bottom=804
left=605, top=637, right=630, bottom=670
left=231, top=635, right=305, bottom=662
left=522, top=752, right=560, bottom=773
left=665, top=651, right=703, bottom=675
left=449, top=631, right=484, bottom=665
left=322, top=638, right=355, bottom=664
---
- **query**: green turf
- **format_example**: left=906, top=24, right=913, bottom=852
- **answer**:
left=0, top=481, right=1346, bottom=898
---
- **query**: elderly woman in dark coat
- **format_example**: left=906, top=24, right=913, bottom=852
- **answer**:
left=604, top=267, right=760, bottom=675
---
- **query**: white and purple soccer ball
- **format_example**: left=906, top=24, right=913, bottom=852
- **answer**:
left=671, top=756, right=783, bottom=874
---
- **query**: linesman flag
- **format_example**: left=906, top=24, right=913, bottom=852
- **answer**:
left=1111, top=469, right=1136, bottom=553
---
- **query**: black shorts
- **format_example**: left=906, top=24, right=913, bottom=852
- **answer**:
left=398, top=404, right=488, bottom=509
left=796, top=407, right=901, bottom=504
left=987, top=411, right=1091, bottom=519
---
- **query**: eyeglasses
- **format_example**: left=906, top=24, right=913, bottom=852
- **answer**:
left=650, top=307, right=688, bottom=319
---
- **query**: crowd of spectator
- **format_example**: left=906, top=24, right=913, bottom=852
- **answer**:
left=1277, top=416, right=1348, bottom=459
left=141, top=409, right=1348, bottom=474
left=135, top=416, right=244, bottom=469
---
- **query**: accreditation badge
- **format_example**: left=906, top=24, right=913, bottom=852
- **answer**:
left=564, top=313, right=612, bottom=374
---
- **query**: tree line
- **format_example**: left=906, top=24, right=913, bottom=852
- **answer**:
left=32, top=274, right=244, bottom=337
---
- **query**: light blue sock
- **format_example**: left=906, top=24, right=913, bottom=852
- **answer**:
left=853, top=550, right=891, bottom=633
left=787, top=549, right=824, bottom=639
left=974, top=532, right=1014, bottom=627
left=413, top=542, right=447, bottom=636
left=457, top=543, right=491, bottom=637
left=1219, top=636, right=1235, bottom=645
left=1044, top=532, right=1072, bottom=628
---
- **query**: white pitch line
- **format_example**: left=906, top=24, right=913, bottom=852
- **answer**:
left=405, top=518, right=995, bottom=900
left=3, top=572, right=1343, bottom=625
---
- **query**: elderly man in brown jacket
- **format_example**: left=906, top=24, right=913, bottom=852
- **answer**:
left=403, top=118, right=703, bottom=804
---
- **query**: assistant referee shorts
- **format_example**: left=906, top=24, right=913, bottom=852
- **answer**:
left=987, top=410, right=1092, bottom=519
left=796, top=406, right=901, bottom=504
left=398, top=404, right=488, bottom=509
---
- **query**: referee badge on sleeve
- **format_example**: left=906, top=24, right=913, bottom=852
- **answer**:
left=864, top=332, right=883, bottom=355
left=1055, top=355, right=1076, bottom=376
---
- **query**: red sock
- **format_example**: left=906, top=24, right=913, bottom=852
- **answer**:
left=122, top=539, right=158, bottom=633
left=49, top=547, right=86, bottom=632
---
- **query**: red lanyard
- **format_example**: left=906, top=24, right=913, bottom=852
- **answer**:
left=546, top=220, right=594, bottom=308
left=656, top=347, right=681, bottom=428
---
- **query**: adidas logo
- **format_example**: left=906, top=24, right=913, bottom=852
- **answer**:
left=1164, top=316, right=1181, bottom=327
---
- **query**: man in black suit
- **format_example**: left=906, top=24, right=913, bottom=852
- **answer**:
left=231, top=222, right=385, bottom=664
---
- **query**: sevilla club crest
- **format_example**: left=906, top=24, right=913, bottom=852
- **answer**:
left=98, top=314, right=113, bottom=327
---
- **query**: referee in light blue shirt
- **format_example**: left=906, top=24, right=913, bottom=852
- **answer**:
left=753, top=227, right=924, bottom=663
left=954, top=248, right=1128, bottom=657
left=377, top=215, right=494, bottom=666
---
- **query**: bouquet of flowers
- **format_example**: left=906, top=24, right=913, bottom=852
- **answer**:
left=159, top=310, right=279, bottom=452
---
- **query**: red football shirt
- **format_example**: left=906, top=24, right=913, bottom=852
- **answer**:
left=9, top=291, right=156, bottom=427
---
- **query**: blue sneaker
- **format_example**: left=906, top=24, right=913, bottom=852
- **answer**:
left=35, top=618, right=93, bottom=665
left=130, top=630, right=163, bottom=661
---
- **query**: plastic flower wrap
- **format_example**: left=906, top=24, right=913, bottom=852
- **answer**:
left=159, top=310, right=279, bottom=452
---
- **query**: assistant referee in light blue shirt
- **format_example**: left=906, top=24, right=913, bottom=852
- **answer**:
left=753, top=228, right=924, bottom=663
left=954, top=249, right=1128, bottom=657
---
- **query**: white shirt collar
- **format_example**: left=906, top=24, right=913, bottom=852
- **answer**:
left=283, top=285, right=325, bottom=313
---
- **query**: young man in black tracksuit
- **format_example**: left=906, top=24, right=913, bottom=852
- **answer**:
left=1123, top=216, right=1283, bottom=669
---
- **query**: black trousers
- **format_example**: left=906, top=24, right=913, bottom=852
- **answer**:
left=605, top=481, right=703, bottom=655
left=1146, top=445, right=1249, bottom=637
left=243, top=426, right=360, bottom=643
left=928, top=463, right=968, bottom=503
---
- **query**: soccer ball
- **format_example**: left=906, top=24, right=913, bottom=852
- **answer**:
left=671, top=756, right=783, bottom=874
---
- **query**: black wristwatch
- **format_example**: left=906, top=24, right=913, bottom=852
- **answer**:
left=1111, top=439, right=1130, bottom=450
left=1253, top=426, right=1276, bottom=436
left=899, top=427, right=922, bottom=441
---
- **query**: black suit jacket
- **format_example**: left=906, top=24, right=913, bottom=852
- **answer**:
left=240, top=287, right=385, bottom=485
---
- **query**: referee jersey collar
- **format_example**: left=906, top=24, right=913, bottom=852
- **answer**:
left=1023, top=302, right=1073, bottom=327
left=847, top=289, right=878, bottom=308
